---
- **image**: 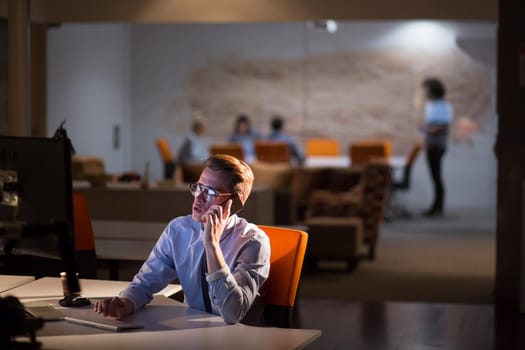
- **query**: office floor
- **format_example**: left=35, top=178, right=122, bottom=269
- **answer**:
left=291, top=208, right=525, bottom=350
left=292, top=298, right=525, bottom=350
left=297, top=208, right=495, bottom=304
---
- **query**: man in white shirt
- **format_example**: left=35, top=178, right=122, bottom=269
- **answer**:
left=94, top=154, right=271, bottom=325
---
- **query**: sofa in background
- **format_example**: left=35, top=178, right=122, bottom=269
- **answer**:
left=305, top=159, right=392, bottom=260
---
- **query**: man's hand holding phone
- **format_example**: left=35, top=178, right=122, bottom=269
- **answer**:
left=201, top=199, right=231, bottom=248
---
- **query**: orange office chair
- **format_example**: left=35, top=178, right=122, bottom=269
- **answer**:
left=210, top=143, right=245, bottom=160
left=258, top=225, right=308, bottom=328
left=72, top=191, right=97, bottom=278
left=155, top=138, right=176, bottom=179
left=305, top=138, right=340, bottom=157
left=350, top=139, right=392, bottom=166
left=255, top=141, right=291, bottom=163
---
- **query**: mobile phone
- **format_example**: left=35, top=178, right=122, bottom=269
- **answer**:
left=229, top=193, right=244, bottom=215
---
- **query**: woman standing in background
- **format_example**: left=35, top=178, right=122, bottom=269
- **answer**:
left=420, top=78, right=453, bottom=217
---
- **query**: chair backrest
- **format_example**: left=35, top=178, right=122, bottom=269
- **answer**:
left=210, top=143, right=245, bottom=160
left=305, top=138, right=340, bottom=157
left=73, top=191, right=97, bottom=278
left=395, top=143, right=422, bottom=189
left=156, top=138, right=174, bottom=162
left=255, top=141, right=291, bottom=163
left=258, top=225, right=308, bottom=327
left=405, top=143, right=422, bottom=168
left=156, top=138, right=176, bottom=179
left=350, top=139, right=392, bottom=166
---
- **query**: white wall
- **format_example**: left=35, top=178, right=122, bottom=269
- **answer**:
left=47, top=21, right=497, bottom=212
left=47, top=24, right=132, bottom=175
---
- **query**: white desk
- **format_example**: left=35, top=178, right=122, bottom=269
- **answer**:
left=305, top=155, right=406, bottom=168
left=92, top=220, right=166, bottom=241
left=92, top=220, right=165, bottom=279
left=38, top=326, right=320, bottom=350
left=1, top=277, right=181, bottom=300
left=9, top=278, right=321, bottom=350
left=305, top=156, right=350, bottom=168
left=0, top=274, right=35, bottom=292
left=95, top=239, right=155, bottom=262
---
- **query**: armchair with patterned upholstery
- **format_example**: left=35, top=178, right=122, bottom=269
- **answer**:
left=305, top=159, right=391, bottom=260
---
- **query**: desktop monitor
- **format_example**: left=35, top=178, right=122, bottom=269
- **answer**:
left=0, top=136, right=80, bottom=294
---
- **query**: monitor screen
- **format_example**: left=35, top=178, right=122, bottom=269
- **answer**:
left=0, top=136, right=80, bottom=294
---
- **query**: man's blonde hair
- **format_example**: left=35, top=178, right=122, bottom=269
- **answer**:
left=204, top=154, right=254, bottom=204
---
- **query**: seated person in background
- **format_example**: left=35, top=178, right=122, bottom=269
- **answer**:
left=177, top=112, right=210, bottom=164
left=268, top=115, right=305, bottom=165
left=94, top=154, right=271, bottom=325
left=228, top=114, right=261, bottom=163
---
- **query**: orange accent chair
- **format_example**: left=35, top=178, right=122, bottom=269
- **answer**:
left=255, top=141, right=291, bottom=163
left=258, top=225, right=308, bottom=328
left=73, top=191, right=97, bottom=278
left=350, top=139, right=392, bottom=166
left=155, top=138, right=176, bottom=179
left=210, top=143, right=245, bottom=161
left=305, top=138, right=340, bottom=157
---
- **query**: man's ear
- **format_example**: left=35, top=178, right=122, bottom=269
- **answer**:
left=237, top=192, right=245, bottom=205
left=229, top=193, right=244, bottom=215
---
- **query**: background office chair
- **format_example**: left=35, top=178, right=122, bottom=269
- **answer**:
left=258, top=225, right=308, bottom=328
left=155, top=138, right=176, bottom=179
left=255, top=141, right=291, bottom=163
left=305, top=138, right=340, bottom=157
left=386, top=143, right=422, bottom=220
left=210, top=143, right=245, bottom=160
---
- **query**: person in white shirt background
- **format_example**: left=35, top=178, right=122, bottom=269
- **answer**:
left=177, top=112, right=211, bottom=164
left=419, top=77, right=454, bottom=217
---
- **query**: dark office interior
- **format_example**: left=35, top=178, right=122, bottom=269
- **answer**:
left=2, top=0, right=525, bottom=349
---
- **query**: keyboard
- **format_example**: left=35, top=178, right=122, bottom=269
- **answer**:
left=24, top=301, right=65, bottom=321
left=24, top=302, right=143, bottom=332
left=62, top=306, right=144, bottom=332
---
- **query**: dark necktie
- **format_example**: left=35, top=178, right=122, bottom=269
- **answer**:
left=201, top=250, right=212, bottom=313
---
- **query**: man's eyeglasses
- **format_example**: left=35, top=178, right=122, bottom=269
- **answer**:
left=189, top=183, right=233, bottom=202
